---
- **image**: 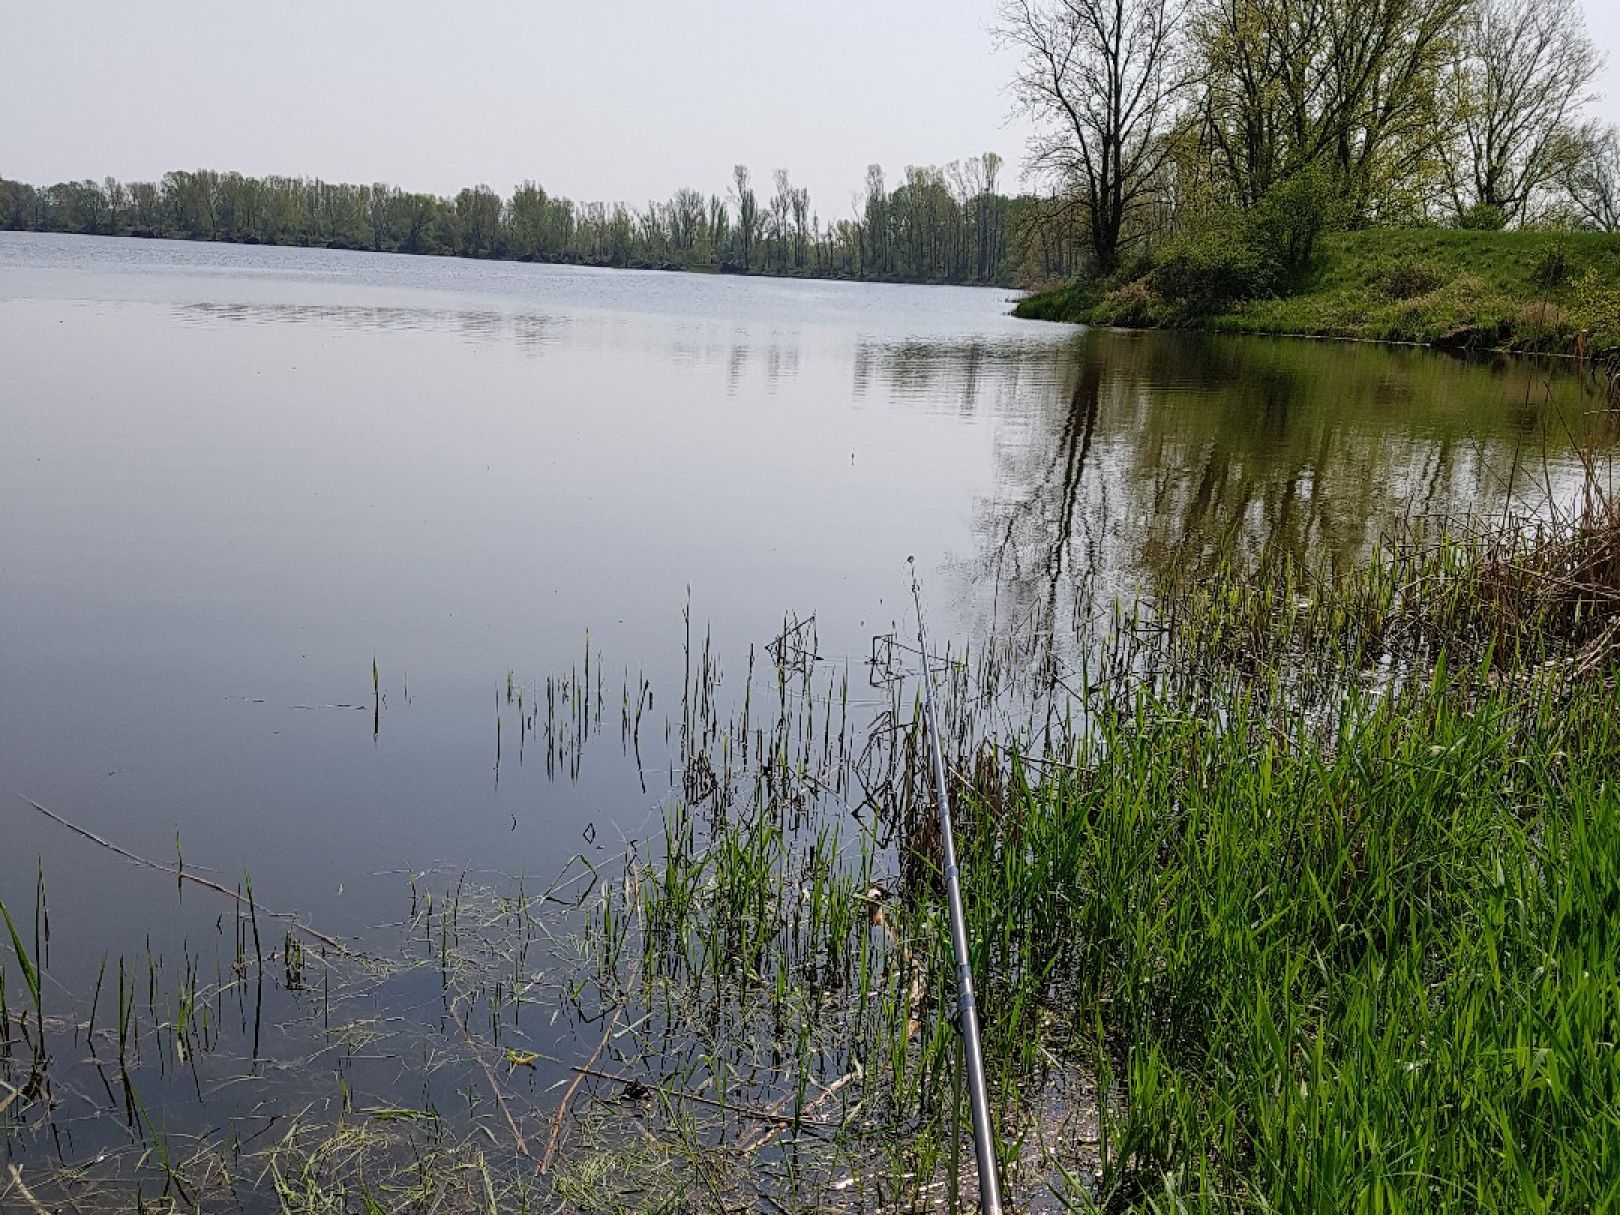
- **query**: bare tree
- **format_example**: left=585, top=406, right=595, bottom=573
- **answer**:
left=1436, top=0, right=1600, bottom=224
left=976, top=152, right=1006, bottom=281
left=1563, top=122, right=1620, bottom=232
left=767, top=169, right=792, bottom=270
left=999, top=0, right=1185, bottom=274
left=789, top=183, right=810, bottom=269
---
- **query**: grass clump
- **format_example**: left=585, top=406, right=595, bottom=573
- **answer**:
left=956, top=664, right=1620, bottom=1210
left=1016, top=278, right=1108, bottom=323
left=939, top=480, right=1620, bottom=1210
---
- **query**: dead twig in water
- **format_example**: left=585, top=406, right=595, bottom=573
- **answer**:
left=451, top=993, right=532, bottom=1159
left=567, top=1066, right=840, bottom=1132
left=474, top=1047, right=533, bottom=1158
left=5, top=1164, right=52, bottom=1215
left=539, top=996, right=629, bottom=1174
left=732, top=1067, right=860, bottom=1157
left=18, top=796, right=351, bottom=955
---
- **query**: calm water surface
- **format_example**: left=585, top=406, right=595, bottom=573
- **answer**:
left=1, top=232, right=1606, bottom=955
left=1, top=231, right=1607, bottom=1190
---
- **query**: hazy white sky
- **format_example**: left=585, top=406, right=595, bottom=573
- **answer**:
left=4, top=0, right=1619, bottom=213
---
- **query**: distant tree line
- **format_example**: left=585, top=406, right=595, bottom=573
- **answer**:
left=0, top=156, right=1087, bottom=286
left=999, top=0, right=1620, bottom=281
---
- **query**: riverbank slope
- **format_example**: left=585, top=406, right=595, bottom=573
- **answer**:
left=1017, top=228, right=1620, bottom=352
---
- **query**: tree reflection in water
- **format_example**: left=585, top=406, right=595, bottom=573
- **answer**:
left=866, top=328, right=1614, bottom=648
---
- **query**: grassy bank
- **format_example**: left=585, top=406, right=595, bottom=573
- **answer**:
left=5, top=484, right=1619, bottom=1210
left=1018, top=228, right=1620, bottom=353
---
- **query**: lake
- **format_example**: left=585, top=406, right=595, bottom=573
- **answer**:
left=0, top=231, right=1607, bottom=1200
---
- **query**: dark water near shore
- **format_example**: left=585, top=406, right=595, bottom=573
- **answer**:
left=0, top=232, right=1610, bottom=1189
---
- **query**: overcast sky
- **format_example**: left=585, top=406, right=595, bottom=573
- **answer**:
left=4, top=0, right=1619, bottom=214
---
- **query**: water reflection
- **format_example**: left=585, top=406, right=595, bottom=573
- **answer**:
left=856, top=336, right=1070, bottom=412
left=258, top=293, right=1597, bottom=643
left=174, top=291, right=1608, bottom=642
left=959, top=330, right=1613, bottom=635
left=176, top=299, right=561, bottom=351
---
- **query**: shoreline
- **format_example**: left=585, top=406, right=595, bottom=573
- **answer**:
left=1015, top=227, right=1620, bottom=358
left=0, top=226, right=1022, bottom=293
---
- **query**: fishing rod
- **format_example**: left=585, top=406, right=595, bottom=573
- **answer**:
left=911, top=567, right=1004, bottom=1215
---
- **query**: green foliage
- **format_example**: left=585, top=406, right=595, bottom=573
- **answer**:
left=1012, top=278, right=1106, bottom=322
left=1252, top=161, right=1346, bottom=272
left=1569, top=266, right=1620, bottom=346
left=1368, top=258, right=1446, bottom=299
left=1150, top=216, right=1276, bottom=313
left=1459, top=201, right=1507, bottom=231
left=1533, top=241, right=1573, bottom=288
left=1021, top=227, right=1620, bottom=352
left=1092, top=279, right=1159, bottom=326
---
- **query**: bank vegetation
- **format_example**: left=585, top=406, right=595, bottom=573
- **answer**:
left=1003, top=0, right=1620, bottom=352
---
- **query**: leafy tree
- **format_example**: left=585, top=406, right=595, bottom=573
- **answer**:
left=862, top=164, right=890, bottom=276
left=0, top=157, right=1038, bottom=287
left=1253, top=161, right=1345, bottom=270
left=730, top=165, right=760, bottom=271
left=1193, top=0, right=1467, bottom=219
left=454, top=186, right=501, bottom=258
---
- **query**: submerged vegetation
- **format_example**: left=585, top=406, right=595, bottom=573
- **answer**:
left=5, top=465, right=1620, bottom=1210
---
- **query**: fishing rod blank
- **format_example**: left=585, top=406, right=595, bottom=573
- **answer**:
left=912, top=572, right=1004, bottom=1215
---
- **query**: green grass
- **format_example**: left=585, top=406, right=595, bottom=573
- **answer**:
left=1018, top=228, right=1620, bottom=352
left=1015, top=277, right=1108, bottom=323
left=954, top=668, right=1620, bottom=1209
left=966, top=492, right=1620, bottom=1209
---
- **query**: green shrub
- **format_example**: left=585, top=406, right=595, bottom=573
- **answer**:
left=1369, top=259, right=1445, bottom=300
left=1458, top=202, right=1506, bottom=231
left=1093, top=279, right=1157, bottom=326
left=1533, top=241, right=1572, bottom=288
left=1110, top=250, right=1156, bottom=288
left=1152, top=217, right=1276, bottom=314
left=1012, top=279, right=1104, bottom=323
left=1253, top=161, right=1345, bottom=270
left=1570, top=267, right=1620, bottom=347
